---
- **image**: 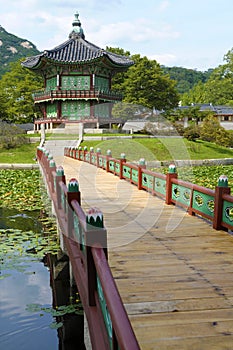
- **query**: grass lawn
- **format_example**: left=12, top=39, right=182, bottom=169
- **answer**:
left=0, top=136, right=232, bottom=164
left=0, top=143, right=39, bottom=163
left=81, top=137, right=233, bottom=162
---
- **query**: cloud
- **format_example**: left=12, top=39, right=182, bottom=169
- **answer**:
left=158, top=0, right=170, bottom=11
left=86, top=19, right=180, bottom=49
left=147, top=53, right=177, bottom=66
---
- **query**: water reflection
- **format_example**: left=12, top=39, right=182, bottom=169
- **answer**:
left=0, top=208, right=85, bottom=350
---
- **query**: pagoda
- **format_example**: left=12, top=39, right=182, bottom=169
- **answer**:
left=22, top=12, right=134, bottom=132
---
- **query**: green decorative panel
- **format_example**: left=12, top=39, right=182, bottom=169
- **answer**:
left=172, top=184, right=192, bottom=207
left=154, top=177, right=166, bottom=196
left=95, top=76, right=109, bottom=90
left=94, top=103, right=110, bottom=119
left=46, top=103, right=57, bottom=118
left=62, top=101, right=90, bottom=120
left=91, top=154, right=97, bottom=165
left=222, top=200, right=233, bottom=227
left=109, top=161, right=115, bottom=172
left=115, top=162, right=120, bottom=174
left=85, top=153, right=90, bottom=162
left=61, top=75, right=90, bottom=90
left=132, top=168, right=138, bottom=183
left=142, top=173, right=153, bottom=189
left=46, top=77, right=57, bottom=90
left=98, top=156, right=103, bottom=167
left=192, top=190, right=215, bottom=217
left=123, top=165, right=131, bottom=179
left=97, top=275, right=113, bottom=347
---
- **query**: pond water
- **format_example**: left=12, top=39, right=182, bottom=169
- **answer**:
left=0, top=208, right=85, bottom=350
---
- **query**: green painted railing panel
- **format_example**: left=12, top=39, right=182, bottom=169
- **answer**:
left=91, top=154, right=97, bottom=165
left=85, top=153, right=90, bottom=162
left=109, top=161, right=115, bottom=172
left=142, top=173, right=153, bottom=189
left=97, top=275, right=113, bottom=348
left=115, top=162, right=120, bottom=174
left=222, top=200, right=233, bottom=226
left=132, top=168, right=138, bottom=183
left=154, top=177, right=166, bottom=196
left=192, top=189, right=215, bottom=217
left=123, top=165, right=131, bottom=179
left=99, top=157, right=103, bottom=167
left=172, top=184, right=192, bottom=207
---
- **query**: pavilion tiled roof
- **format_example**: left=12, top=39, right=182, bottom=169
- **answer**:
left=22, top=13, right=134, bottom=69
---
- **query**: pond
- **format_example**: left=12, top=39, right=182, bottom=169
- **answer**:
left=0, top=208, right=85, bottom=350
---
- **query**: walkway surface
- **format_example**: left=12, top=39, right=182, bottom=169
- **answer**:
left=53, top=154, right=233, bottom=350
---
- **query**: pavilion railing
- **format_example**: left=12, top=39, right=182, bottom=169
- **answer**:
left=37, top=146, right=140, bottom=350
left=33, top=88, right=122, bottom=102
left=65, top=146, right=233, bottom=233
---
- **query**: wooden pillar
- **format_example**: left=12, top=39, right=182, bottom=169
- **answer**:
left=165, top=164, right=178, bottom=205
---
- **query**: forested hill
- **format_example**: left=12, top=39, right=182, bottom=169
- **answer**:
left=162, top=66, right=214, bottom=94
left=0, top=25, right=40, bottom=77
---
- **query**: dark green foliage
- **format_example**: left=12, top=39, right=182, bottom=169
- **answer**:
left=200, top=114, right=233, bottom=147
left=162, top=66, right=213, bottom=94
left=0, top=25, right=40, bottom=78
left=183, top=125, right=200, bottom=141
left=0, top=121, right=28, bottom=149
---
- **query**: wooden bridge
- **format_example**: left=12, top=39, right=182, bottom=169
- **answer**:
left=38, top=146, right=233, bottom=350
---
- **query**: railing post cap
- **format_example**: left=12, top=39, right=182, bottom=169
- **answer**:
left=169, top=163, right=176, bottom=173
left=56, top=166, right=64, bottom=176
left=84, top=146, right=88, bottom=151
left=218, top=174, right=228, bottom=187
left=121, top=153, right=126, bottom=159
left=48, top=154, right=53, bottom=160
left=139, top=158, right=146, bottom=165
left=86, top=208, right=104, bottom=228
left=96, top=148, right=101, bottom=154
left=68, top=178, right=79, bottom=192
left=49, top=159, right=56, bottom=168
left=78, top=146, right=82, bottom=150
left=107, top=149, right=112, bottom=156
left=90, top=147, right=94, bottom=152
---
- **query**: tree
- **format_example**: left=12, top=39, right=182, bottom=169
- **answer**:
left=122, top=55, right=180, bottom=111
left=0, top=59, right=43, bottom=123
left=200, top=114, right=232, bottom=147
left=181, top=47, right=233, bottom=106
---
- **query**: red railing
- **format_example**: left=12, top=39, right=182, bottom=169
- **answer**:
left=33, top=88, right=122, bottom=102
left=37, top=147, right=140, bottom=350
left=65, top=146, right=233, bottom=232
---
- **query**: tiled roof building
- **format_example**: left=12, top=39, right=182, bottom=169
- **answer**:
left=22, top=12, right=134, bottom=131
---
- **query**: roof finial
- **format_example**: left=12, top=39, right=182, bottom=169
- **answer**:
left=69, top=12, right=85, bottom=39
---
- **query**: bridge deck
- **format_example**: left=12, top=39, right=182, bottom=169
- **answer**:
left=56, top=156, right=233, bottom=350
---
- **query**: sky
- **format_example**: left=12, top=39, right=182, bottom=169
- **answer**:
left=0, top=0, right=233, bottom=71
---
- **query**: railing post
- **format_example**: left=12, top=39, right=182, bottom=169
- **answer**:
left=96, top=148, right=101, bottom=168
left=106, top=150, right=111, bottom=172
left=55, top=166, right=66, bottom=210
left=67, top=179, right=81, bottom=239
left=213, top=175, right=231, bottom=230
left=119, top=153, right=126, bottom=179
left=85, top=209, right=107, bottom=307
left=49, top=158, right=56, bottom=193
left=138, top=158, right=146, bottom=190
left=166, top=164, right=178, bottom=205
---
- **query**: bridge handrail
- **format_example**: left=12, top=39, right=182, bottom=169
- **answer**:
left=65, top=147, right=233, bottom=232
left=92, top=246, right=141, bottom=350
left=37, top=146, right=140, bottom=350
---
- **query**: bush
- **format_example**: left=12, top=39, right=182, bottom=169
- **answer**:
left=183, top=125, right=200, bottom=141
left=0, top=121, right=27, bottom=149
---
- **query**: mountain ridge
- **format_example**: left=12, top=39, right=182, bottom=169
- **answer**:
left=0, top=25, right=40, bottom=77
